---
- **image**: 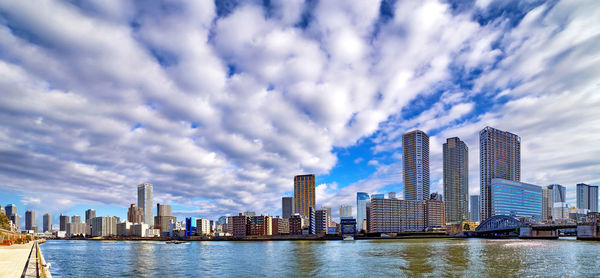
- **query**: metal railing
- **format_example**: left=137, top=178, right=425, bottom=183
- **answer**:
left=35, top=240, right=50, bottom=278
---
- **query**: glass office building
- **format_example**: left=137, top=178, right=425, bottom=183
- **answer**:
left=185, top=217, right=197, bottom=237
left=491, top=178, right=542, bottom=220
left=356, top=192, right=370, bottom=232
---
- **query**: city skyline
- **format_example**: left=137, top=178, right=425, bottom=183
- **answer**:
left=1, top=0, right=600, bottom=223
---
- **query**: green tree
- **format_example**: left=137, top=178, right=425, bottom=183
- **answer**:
left=0, top=212, right=10, bottom=230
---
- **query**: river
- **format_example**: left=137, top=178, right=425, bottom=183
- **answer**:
left=40, top=238, right=600, bottom=277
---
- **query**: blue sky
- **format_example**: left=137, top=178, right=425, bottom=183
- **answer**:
left=1, top=0, right=599, bottom=228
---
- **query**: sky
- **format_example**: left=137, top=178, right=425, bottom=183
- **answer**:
left=0, top=0, right=599, bottom=229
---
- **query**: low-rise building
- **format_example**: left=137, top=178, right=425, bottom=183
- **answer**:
left=196, top=218, right=211, bottom=236
left=248, top=215, right=272, bottom=236
left=289, top=214, right=303, bottom=235
left=131, top=223, right=150, bottom=237
left=117, top=221, right=132, bottom=237
left=232, top=214, right=249, bottom=238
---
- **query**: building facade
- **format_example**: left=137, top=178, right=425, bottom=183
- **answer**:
left=196, top=218, right=211, bottom=236
left=117, top=222, right=132, bottom=236
left=127, top=204, right=144, bottom=224
left=470, top=195, right=480, bottom=222
left=339, top=205, right=352, bottom=218
left=403, top=130, right=430, bottom=201
left=66, top=222, right=86, bottom=236
left=542, top=186, right=553, bottom=220
left=25, top=210, right=35, bottom=231
left=314, top=209, right=330, bottom=234
left=85, top=209, right=96, bottom=224
left=59, top=214, right=69, bottom=232
left=367, top=198, right=444, bottom=233
left=491, top=178, right=541, bottom=220
left=282, top=197, right=295, bottom=219
left=137, top=183, right=153, bottom=226
left=43, top=213, right=52, bottom=233
left=294, top=174, right=315, bottom=219
left=577, top=183, right=599, bottom=212
left=248, top=215, right=272, bottom=236
left=71, top=215, right=81, bottom=223
left=480, top=127, right=521, bottom=221
left=155, top=204, right=175, bottom=236
left=289, top=214, right=303, bottom=235
left=356, top=192, right=370, bottom=232
left=443, top=137, right=469, bottom=223
left=91, top=216, right=118, bottom=237
left=232, top=214, right=248, bottom=237
left=5, top=204, right=18, bottom=229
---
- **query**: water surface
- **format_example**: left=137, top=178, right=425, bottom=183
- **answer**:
left=41, top=238, right=600, bottom=277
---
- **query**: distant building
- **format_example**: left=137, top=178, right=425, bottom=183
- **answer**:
left=131, top=223, right=150, bottom=237
left=275, top=217, right=289, bottom=234
left=388, top=192, right=397, bottom=200
left=117, top=222, right=132, bottom=237
left=196, top=218, right=211, bottom=236
left=542, top=186, right=553, bottom=220
left=91, top=216, right=118, bottom=237
left=367, top=198, right=444, bottom=233
left=5, top=204, right=18, bottom=229
left=480, top=127, right=521, bottom=221
left=155, top=204, right=175, bottom=236
left=308, top=207, right=316, bottom=234
left=66, top=222, right=86, bottom=236
left=491, top=178, right=541, bottom=220
left=470, top=195, right=479, bottom=222
left=289, top=214, right=303, bottom=235
left=25, top=210, right=35, bottom=231
left=85, top=209, right=96, bottom=224
left=43, top=213, right=52, bottom=233
left=232, top=214, right=248, bottom=238
left=243, top=211, right=256, bottom=217
left=339, top=205, right=352, bottom=218
left=71, top=215, right=81, bottom=224
left=314, top=209, right=330, bottom=234
left=371, top=194, right=385, bottom=200
left=248, top=215, right=272, bottom=236
left=430, top=192, right=443, bottom=201
left=577, top=183, right=598, bottom=212
left=294, top=174, right=316, bottom=219
left=127, top=204, right=144, bottom=224
left=137, top=183, right=153, bottom=226
left=282, top=197, right=294, bottom=219
left=356, top=192, right=370, bottom=232
left=403, top=130, right=430, bottom=201
left=443, top=137, right=468, bottom=223
left=185, top=217, right=197, bottom=237
left=59, top=214, right=69, bottom=232
left=551, top=184, right=567, bottom=203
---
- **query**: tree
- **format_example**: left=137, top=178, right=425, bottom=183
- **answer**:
left=0, top=212, right=11, bottom=230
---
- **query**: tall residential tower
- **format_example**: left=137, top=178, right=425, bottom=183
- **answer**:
left=443, top=137, right=469, bottom=223
left=282, top=197, right=294, bottom=219
left=577, top=183, right=598, bottom=212
left=138, top=183, right=153, bottom=225
left=294, top=175, right=315, bottom=219
left=403, top=130, right=430, bottom=201
left=480, top=127, right=520, bottom=221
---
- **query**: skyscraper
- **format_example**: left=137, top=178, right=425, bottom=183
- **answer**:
left=294, top=174, right=315, bottom=219
left=282, top=197, right=294, bottom=219
left=155, top=203, right=176, bottom=235
left=480, top=127, right=520, bottom=221
left=356, top=192, right=370, bottom=232
left=470, top=195, right=479, bottom=222
left=128, top=204, right=144, bottom=224
left=43, top=213, right=52, bottom=233
left=577, top=183, right=599, bottom=212
left=25, top=210, right=35, bottom=231
left=549, top=184, right=567, bottom=219
left=71, top=215, right=81, bottom=223
left=85, top=209, right=96, bottom=224
left=60, top=214, right=70, bottom=231
left=403, top=130, right=430, bottom=201
left=138, top=183, right=153, bottom=225
left=5, top=204, right=18, bottom=228
left=443, top=137, right=469, bottom=224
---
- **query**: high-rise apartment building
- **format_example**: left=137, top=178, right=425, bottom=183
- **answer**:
left=542, top=186, right=553, bottom=220
left=59, top=214, right=69, bottom=231
left=314, top=209, right=330, bottom=234
left=356, top=192, right=370, bottom=232
left=491, top=178, right=541, bottom=220
left=282, top=197, right=294, bottom=219
left=294, top=174, right=315, bottom=219
left=470, top=195, right=479, bottom=222
left=85, top=209, right=96, bottom=224
left=128, top=204, right=144, bottom=224
left=91, top=216, right=118, bottom=237
left=71, top=215, right=81, bottom=223
left=403, top=130, right=430, bottom=201
left=196, top=218, right=211, bottom=236
left=577, top=183, right=599, bottom=212
left=480, top=127, right=520, bottom=221
left=339, top=205, right=352, bottom=217
left=550, top=184, right=566, bottom=203
left=25, top=210, right=35, bottom=231
left=548, top=184, right=567, bottom=219
left=443, top=137, right=469, bottom=224
left=367, top=198, right=444, bottom=233
left=137, top=183, right=153, bottom=225
left=43, top=213, right=52, bottom=233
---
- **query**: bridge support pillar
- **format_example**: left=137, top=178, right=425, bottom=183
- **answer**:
left=577, top=225, right=600, bottom=240
left=519, top=227, right=558, bottom=239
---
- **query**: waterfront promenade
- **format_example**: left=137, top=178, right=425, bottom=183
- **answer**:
left=0, top=240, right=51, bottom=278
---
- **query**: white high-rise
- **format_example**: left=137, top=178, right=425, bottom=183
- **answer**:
left=137, top=183, right=153, bottom=226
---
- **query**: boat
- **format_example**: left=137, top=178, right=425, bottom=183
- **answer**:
left=343, top=236, right=354, bottom=241
left=166, top=240, right=189, bottom=244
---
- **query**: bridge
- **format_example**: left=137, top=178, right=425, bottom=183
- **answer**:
left=473, top=215, right=581, bottom=238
